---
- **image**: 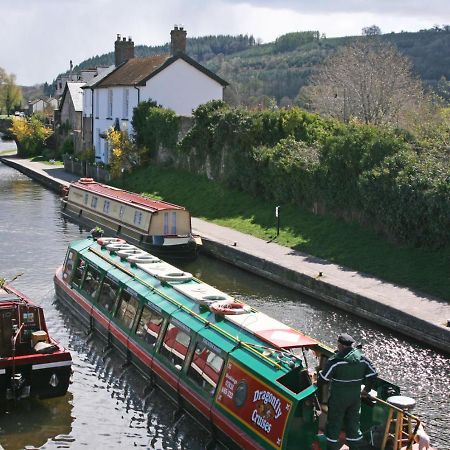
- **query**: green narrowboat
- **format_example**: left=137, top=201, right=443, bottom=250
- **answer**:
left=54, top=237, right=427, bottom=450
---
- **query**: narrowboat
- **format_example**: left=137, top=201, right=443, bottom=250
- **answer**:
left=54, top=237, right=430, bottom=450
left=61, top=178, right=200, bottom=260
left=0, top=281, right=72, bottom=403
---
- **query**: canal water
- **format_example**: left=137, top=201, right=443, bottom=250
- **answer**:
left=0, top=159, right=448, bottom=449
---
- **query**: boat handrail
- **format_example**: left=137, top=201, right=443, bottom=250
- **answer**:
left=369, top=395, right=421, bottom=422
left=88, top=246, right=283, bottom=370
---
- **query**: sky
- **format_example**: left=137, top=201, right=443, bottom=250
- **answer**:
left=2, top=0, right=449, bottom=86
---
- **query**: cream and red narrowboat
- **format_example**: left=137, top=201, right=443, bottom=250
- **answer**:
left=61, top=178, right=199, bottom=260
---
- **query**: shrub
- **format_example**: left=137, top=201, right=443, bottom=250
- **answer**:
left=9, top=115, right=52, bottom=157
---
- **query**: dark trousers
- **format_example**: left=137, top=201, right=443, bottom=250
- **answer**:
left=325, top=389, right=365, bottom=450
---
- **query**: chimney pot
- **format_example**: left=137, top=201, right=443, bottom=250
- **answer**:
left=170, top=26, right=187, bottom=55
left=115, top=33, right=135, bottom=66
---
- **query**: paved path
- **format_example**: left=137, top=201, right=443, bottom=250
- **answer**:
left=1, top=155, right=449, bottom=353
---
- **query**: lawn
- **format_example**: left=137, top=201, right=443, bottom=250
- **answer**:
left=115, top=165, right=450, bottom=301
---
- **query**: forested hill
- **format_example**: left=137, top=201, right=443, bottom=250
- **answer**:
left=70, top=27, right=450, bottom=105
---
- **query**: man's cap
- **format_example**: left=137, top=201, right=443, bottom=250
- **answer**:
left=338, top=333, right=355, bottom=346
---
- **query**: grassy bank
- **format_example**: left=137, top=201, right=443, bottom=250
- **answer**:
left=115, top=165, right=449, bottom=301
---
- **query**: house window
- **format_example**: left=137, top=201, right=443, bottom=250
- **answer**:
left=96, top=128, right=101, bottom=157
left=91, top=196, right=98, bottom=208
left=133, top=210, right=142, bottom=225
left=84, top=193, right=89, bottom=205
left=95, top=90, right=99, bottom=117
left=103, top=200, right=110, bottom=213
left=119, top=206, right=125, bottom=219
left=107, top=89, right=113, bottom=118
left=163, top=212, right=169, bottom=235
left=123, top=89, right=129, bottom=119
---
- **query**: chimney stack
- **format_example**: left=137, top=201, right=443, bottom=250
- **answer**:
left=115, top=34, right=135, bottom=66
left=170, top=25, right=187, bottom=55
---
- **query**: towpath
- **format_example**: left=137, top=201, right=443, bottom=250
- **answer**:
left=1, top=155, right=449, bottom=354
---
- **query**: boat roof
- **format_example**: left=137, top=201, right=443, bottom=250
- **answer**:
left=71, top=239, right=319, bottom=363
left=0, top=285, right=36, bottom=308
left=71, top=180, right=187, bottom=213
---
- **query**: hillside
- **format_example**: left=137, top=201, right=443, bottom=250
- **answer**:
left=62, top=28, right=450, bottom=105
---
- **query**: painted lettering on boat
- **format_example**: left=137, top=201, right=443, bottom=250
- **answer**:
left=217, top=359, right=291, bottom=449
left=253, top=389, right=283, bottom=419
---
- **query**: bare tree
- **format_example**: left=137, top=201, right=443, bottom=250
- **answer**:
left=301, top=39, right=426, bottom=127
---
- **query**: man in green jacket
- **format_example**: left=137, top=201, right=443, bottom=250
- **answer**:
left=317, top=333, right=378, bottom=450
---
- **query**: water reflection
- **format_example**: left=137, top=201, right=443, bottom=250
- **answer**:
left=0, top=395, right=73, bottom=450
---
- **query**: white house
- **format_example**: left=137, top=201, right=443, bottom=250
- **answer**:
left=28, top=97, right=58, bottom=116
left=89, top=27, right=228, bottom=163
left=81, top=65, right=115, bottom=151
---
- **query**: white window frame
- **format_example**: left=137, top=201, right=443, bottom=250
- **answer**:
left=107, top=89, right=113, bottom=118
left=123, top=89, right=129, bottom=119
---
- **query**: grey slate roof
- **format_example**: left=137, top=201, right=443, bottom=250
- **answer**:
left=83, top=65, right=116, bottom=88
left=66, top=82, right=85, bottom=111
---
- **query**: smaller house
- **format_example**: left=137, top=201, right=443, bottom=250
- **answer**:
left=57, top=82, right=85, bottom=151
left=27, top=97, right=58, bottom=117
left=81, top=65, right=115, bottom=151
left=54, top=60, right=100, bottom=99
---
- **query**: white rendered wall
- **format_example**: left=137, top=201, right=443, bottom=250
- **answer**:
left=83, top=89, right=92, bottom=117
left=92, top=86, right=138, bottom=162
left=140, top=59, right=223, bottom=117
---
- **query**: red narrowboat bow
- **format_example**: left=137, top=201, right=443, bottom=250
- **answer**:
left=0, top=282, right=72, bottom=403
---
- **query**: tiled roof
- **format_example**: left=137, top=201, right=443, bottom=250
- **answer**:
left=96, top=53, right=228, bottom=88
left=73, top=181, right=186, bottom=212
left=96, top=55, right=170, bottom=88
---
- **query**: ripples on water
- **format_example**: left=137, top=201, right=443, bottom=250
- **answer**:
left=0, top=163, right=448, bottom=449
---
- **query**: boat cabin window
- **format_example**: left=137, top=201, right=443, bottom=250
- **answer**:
left=72, top=258, right=87, bottom=287
left=187, top=340, right=224, bottom=396
left=81, top=265, right=102, bottom=299
left=103, top=200, right=110, bottom=214
left=97, top=276, right=119, bottom=312
left=91, top=196, right=98, bottom=208
left=134, top=211, right=143, bottom=226
left=171, top=212, right=176, bottom=235
left=159, top=321, right=191, bottom=371
left=119, top=206, right=125, bottom=219
left=115, top=290, right=139, bottom=329
left=83, top=193, right=89, bottom=205
left=62, top=250, right=76, bottom=282
left=135, top=305, right=164, bottom=347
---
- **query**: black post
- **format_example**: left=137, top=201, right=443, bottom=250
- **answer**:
left=275, top=206, right=280, bottom=236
